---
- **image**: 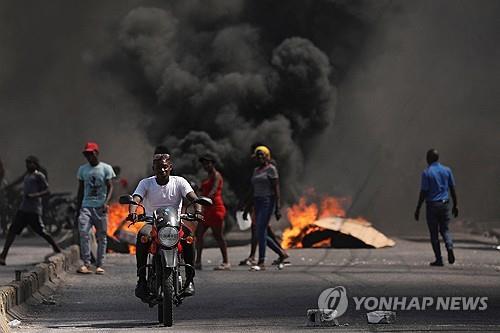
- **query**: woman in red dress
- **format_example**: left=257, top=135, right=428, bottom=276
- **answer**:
left=195, top=154, right=230, bottom=270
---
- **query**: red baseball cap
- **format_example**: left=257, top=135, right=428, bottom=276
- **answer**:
left=83, top=141, right=99, bottom=153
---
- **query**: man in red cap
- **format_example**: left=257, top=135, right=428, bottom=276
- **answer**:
left=76, top=142, right=115, bottom=274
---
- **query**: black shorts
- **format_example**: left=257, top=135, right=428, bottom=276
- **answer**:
left=10, top=210, right=46, bottom=235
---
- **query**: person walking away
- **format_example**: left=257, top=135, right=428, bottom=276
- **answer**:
left=414, top=149, right=458, bottom=266
left=195, top=154, right=230, bottom=270
left=0, top=156, right=61, bottom=265
left=76, top=142, right=115, bottom=274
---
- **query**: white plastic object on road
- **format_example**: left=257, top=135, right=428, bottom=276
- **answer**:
left=366, top=311, right=396, bottom=324
left=8, top=319, right=21, bottom=327
left=236, top=210, right=252, bottom=231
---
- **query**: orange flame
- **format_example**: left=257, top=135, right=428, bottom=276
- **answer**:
left=107, top=203, right=144, bottom=254
left=107, top=203, right=129, bottom=237
left=281, top=194, right=350, bottom=249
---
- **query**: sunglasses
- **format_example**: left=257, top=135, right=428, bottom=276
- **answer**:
left=153, top=153, right=171, bottom=161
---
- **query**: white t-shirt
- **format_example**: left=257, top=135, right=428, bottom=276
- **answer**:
left=133, top=176, right=194, bottom=216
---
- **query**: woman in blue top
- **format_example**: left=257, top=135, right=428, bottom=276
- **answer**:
left=246, top=146, right=282, bottom=271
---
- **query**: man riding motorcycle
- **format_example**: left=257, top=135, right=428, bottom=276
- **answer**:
left=127, top=153, right=202, bottom=301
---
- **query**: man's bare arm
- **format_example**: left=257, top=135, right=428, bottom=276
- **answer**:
left=414, top=190, right=426, bottom=221
left=76, top=180, right=84, bottom=212
left=27, top=188, right=50, bottom=198
left=105, top=179, right=113, bottom=206
left=186, top=191, right=202, bottom=214
left=129, top=195, right=142, bottom=214
left=450, top=185, right=459, bottom=217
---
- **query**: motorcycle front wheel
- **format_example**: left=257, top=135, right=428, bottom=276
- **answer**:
left=158, top=267, right=174, bottom=327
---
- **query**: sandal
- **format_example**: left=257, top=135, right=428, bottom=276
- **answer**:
left=238, top=258, right=256, bottom=266
left=214, top=263, right=231, bottom=271
left=77, top=265, right=92, bottom=274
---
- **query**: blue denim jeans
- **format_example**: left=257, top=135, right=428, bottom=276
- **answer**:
left=254, top=196, right=280, bottom=262
left=426, top=201, right=453, bottom=261
left=78, top=207, right=108, bottom=267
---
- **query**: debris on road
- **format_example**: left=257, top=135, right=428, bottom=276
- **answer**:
left=41, top=297, right=56, bottom=305
left=366, top=310, right=396, bottom=324
left=306, top=309, right=339, bottom=327
left=8, top=319, right=21, bottom=328
left=310, top=217, right=395, bottom=248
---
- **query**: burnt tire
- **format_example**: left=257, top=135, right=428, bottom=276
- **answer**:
left=159, top=268, right=174, bottom=327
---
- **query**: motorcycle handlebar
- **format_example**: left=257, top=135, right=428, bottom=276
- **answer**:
left=127, top=214, right=153, bottom=223
left=180, top=213, right=203, bottom=222
left=127, top=213, right=203, bottom=226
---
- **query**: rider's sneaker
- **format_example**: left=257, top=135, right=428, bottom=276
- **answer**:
left=135, top=280, right=148, bottom=301
left=182, top=282, right=195, bottom=297
left=77, top=265, right=92, bottom=274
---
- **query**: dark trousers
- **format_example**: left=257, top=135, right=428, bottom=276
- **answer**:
left=250, top=222, right=284, bottom=258
left=1, top=210, right=59, bottom=258
left=254, top=196, right=278, bottom=262
left=136, top=224, right=195, bottom=284
left=426, top=201, right=453, bottom=261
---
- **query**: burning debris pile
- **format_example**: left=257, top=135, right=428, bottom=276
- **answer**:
left=282, top=193, right=394, bottom=249
left=106, top=203, right=145, bottom=254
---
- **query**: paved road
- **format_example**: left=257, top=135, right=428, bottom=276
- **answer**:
left=0, top=234, right=67, bottom=286
left=11, top=236, right=500, bottom=332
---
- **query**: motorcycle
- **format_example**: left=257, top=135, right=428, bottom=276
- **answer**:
left=118, top=194, right=212, bottom=327
left=43, top=192, right=76, bottom=236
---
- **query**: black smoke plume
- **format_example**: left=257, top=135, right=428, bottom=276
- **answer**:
left=111, top=0, right=383, bottom=202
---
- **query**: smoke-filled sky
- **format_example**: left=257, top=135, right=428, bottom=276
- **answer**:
left=307, top=0, right=500, bottom=234
left=0, top=1, right=498, bottom=235
left=108, top=0, right=386, bottom=202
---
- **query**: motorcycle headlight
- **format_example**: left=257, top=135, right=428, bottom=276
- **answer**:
left=158, top=226, right=179, bottom=247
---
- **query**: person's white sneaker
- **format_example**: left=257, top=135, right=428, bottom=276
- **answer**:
left=249, top=264, right=265, bottom=271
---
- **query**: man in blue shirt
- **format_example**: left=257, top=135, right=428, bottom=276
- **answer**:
left=414, top=149, right=459, bottom=266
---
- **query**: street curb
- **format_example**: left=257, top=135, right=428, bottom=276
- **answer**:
left=0, top=245, right=79, bottom=331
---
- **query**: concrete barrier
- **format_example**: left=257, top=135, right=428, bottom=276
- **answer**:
left=0, top=245, right=79, bottom=332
